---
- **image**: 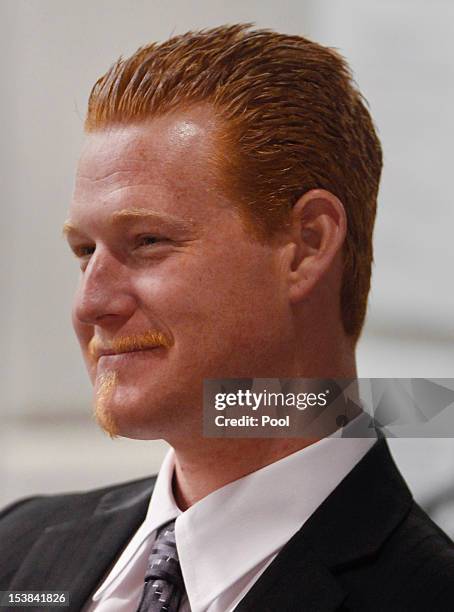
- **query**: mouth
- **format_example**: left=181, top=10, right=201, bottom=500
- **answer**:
left=97, top=346, right=162, bottom=360
left=88, top=331, right=172, bottom=363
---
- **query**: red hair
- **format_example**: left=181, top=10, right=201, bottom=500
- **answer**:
left=85, top=24, right=382, bottom=342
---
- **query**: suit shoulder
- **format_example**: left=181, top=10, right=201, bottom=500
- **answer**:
left=0, top=475, right=156, bottom=532
left=341, top=501, right=454, bottom=610
left=390, top=501, right=454, bottom=566
left=395, top=501, right=454, bottom=574
left=0, top=476, right=155, bottom=591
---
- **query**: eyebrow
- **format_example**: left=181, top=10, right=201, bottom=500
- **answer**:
left=112, top=208, right=194, bottom=231
left=62, top=207, right=195, bottom=237
left=62, top=221, right=77, bottom=237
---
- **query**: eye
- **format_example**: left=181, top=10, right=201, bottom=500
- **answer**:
left=70, top=244, right=95, bottom=259
left=69, top=244, right=95, bottom=271
left=136, top=234, right=168, bottom=249
left=137, top=235, right=160, bottom=246
left=77, top=245, right=96, bottom=257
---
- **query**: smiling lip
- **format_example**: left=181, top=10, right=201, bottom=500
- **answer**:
left=97, top=347, right=161, bottom=359
left=89, top=331, right=172, bottom=362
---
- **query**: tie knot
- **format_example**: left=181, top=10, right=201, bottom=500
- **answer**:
left=144, top=521, right=184, bottom=590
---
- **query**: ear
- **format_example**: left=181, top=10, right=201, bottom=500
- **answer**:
left=285, top=189, right=347, bottom=303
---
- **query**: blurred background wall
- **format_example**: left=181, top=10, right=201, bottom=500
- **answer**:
left=1, top=0, right=453, bottom=533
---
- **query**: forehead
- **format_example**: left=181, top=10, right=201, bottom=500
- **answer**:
left=71, top=109, right=227, bottom=224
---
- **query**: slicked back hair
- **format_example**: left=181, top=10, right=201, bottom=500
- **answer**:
left=85, top=24, right=383, bottom=342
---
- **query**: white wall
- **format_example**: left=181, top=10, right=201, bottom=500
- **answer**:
left=1, top=0, right=453, bottom=532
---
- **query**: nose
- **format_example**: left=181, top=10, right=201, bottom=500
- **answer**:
left=72, top=247, right=136, bottom=328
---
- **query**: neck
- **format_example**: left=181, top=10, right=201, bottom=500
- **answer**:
left=171, top=437, right=321, bottom=510
left=170, top=344, right=358, bottom=511
left=170, top=381, right=360, bottom=511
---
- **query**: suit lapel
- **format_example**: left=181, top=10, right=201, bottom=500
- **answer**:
left=234, top=538, right=346, bottom=612
left=8, top=479, right=154, bottom=612
left=235, top=437, right=413, bottom=611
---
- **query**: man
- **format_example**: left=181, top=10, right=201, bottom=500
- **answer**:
left=1, top=24, right=453, bottom=612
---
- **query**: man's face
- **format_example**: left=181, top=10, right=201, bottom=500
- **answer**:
left=67, top=108, right=295, bottom=440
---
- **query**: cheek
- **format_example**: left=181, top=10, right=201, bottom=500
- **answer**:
left=148, top=251, right=285, bottom=343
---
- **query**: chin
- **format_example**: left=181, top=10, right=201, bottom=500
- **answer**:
left=93, top=381, right=196, bottom=441
left=94, top=401, right=166, bottom=440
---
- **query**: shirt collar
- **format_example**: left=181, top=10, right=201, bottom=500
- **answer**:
left=93, top=412, right=375, bottom=610
left=176, top=415, right=376, bottom=610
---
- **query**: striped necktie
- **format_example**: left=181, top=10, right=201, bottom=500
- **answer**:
left=136, top=520, right=186, bottom=612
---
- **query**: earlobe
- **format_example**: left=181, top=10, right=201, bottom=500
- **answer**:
left=286, top=189, right=347, bottom=303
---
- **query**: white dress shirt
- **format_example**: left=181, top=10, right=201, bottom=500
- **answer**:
left=85, top=415, right=376, bottom=612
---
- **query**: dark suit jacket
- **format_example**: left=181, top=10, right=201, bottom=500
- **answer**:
left=1, top=438, right=454, bottom=612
